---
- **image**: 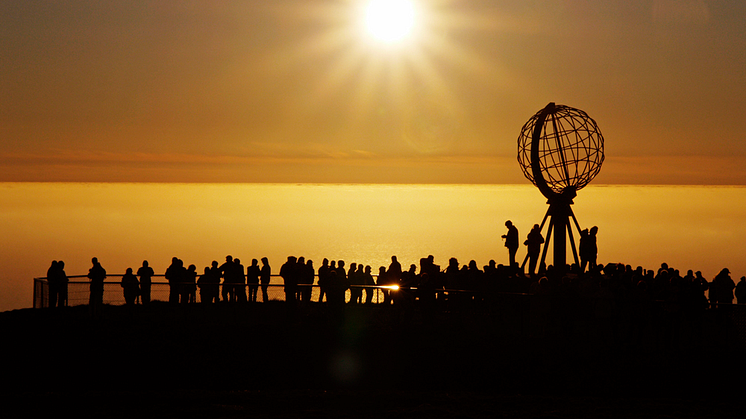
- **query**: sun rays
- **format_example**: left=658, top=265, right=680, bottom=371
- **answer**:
left=256, top=0, right=498, bottom=154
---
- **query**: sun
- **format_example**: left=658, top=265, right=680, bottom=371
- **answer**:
left=364, top=0, right=416, bottom=43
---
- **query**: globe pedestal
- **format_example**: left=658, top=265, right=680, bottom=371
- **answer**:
left=522, top=193, right=581, bottom=275
left=541, top=199, right=580, bottom=274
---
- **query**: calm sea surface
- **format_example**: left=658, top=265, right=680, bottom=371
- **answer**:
left=2, top=183, right=745, bottom=311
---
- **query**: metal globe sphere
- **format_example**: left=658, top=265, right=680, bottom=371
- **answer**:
left=518, top=103, right=604, bottom=199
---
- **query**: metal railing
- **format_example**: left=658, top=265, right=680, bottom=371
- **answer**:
left=33, top=274, right=413, bottom=308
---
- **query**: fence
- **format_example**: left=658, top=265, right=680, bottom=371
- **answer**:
left=33, top=274, right=403, bottom=308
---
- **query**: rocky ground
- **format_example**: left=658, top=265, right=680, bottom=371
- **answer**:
left=1, top=301, right=743, bottom=418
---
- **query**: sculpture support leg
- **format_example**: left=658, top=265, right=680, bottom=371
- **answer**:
left=531, top=202, right=582, bottom=275
left=540, top=216, right=553, bottom=273
left=567, top=219, right=580, bottom=267
left=553, top=208, right=567, bottom=271
left=547, top=201, right=579, bottom=274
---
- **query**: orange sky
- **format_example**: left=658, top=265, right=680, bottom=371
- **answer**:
left=2, top=1, right=745, bottom=184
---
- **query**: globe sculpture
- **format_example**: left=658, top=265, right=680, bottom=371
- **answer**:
left=517, top=102, right=605, bottom=272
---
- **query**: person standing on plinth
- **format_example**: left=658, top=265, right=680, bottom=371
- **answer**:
left=587, top=226, right=599, bottom=272
left=525, top=224, right=544, bottom=276
left=502, top=220, right=519, bottom=269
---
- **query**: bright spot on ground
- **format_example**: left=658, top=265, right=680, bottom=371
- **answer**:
left=364, top=0, right=416, bottom=43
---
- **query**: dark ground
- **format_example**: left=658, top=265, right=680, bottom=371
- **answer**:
left=1, top=301, right=744, bottom=418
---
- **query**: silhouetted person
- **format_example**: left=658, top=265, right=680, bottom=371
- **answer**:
left=694, top=270, right=709, bottom=310
left=121, top=267, right=140, bottom=305
left=88, top=257, right=106, bottom=308
left=302, top=259, right=314, bottom=303
left=681, top=269, right=701, bottom=315
left=377, top=266, right=387, bottom=303
left=170, top=258, right=187, bottom=303
left=363, top=265, right=375, bottom=304
left=652, top=267, right=670, bottom=302
left=336, top=260, right=347, bottom=299
left=467, top=260, right=483, bottom=299
left=47, top=261, right=68, bottom=308
left=184, top=264, right=197, bottom=303
left=445, top=257, right=460, bottom=291
left=294, top=256, right=306, bottom=302
left=197, top=267, right=213, bottom=303
left=398, top=264, right=418, bottom=306
left=713, top=268, right=735, bottom=308
left=587, top=226, right=598, bottom=272
left=234, top=258, right=247, bottom=303
left=706, top=275, right=718, bottom=309
left=579, top=228, right=590, bottom=272
left=137, top=260, right=154, bottom=305
left=525, top=224, right=544, bottom=276
left=425, top=255, right=443, bottom=302
left=247, top=259, right=260, bottom=303
left=503, top=220, right=519, bottom=268
left=736, top=276, right=746, bottom=304
left=206, top=261, right=221, bottom=303
left=385, top=256, right=402, bottom=305
left=317, top=258, right=330, bottom=303
left=293, top=256, right=310, bottom=302
left=348, top=262, right=362, bottom=304
left=326, top=270, right=349, bottom=321
left=57, top=260, right=68, bottom=307
left=260, top=257, right=271, bottom=302
left=403, top=264, right=418, bottom=287
left=47, top=261, right=59, bottom=308
left=280, top=256, right=298, bottom=308
left=219, top=256, right=235, bottom=302
left=426, top=255, right=440, bottom=277
left=354, top=263, right=365, bottom=302
left=165, top=257, right=182, bottom=304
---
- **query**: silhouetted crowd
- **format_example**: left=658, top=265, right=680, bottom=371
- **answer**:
left=156, top=255, right=272, bottom=305
left=41, top=221, right=746, bottom=321
left=47, top=252, right=746, bottom=315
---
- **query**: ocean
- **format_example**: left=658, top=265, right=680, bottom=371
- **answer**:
left=2, top=182, right=745, bottom=311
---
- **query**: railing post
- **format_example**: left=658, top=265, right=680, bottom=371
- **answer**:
left=33, top=278, right=49, bottom=309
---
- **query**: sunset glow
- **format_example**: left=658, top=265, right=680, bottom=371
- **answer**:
left=3, top=1, right=746, bottom=313
left=4, top=183, right=746, bottom=312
